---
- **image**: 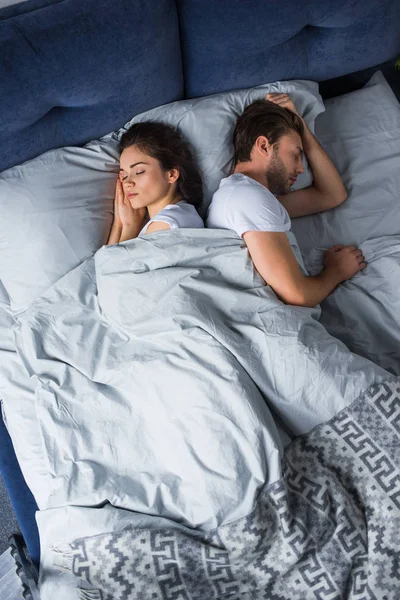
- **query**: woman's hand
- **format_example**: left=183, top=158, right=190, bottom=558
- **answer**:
left=116, top=178, right=146, bottom=228
left=107, top=177, right=147, bottom=245
left=112, top=177, right=123, bottom=228
left=115, top=177, right=147, bottom=242
left=106, top=176, right=124, bottom=245
left=265, top=93, right=301, bottom=118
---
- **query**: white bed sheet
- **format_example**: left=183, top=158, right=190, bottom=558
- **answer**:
left=0, top=71, right=399, bottom=553
left=0, top=281, right=51, bottom=508
left=291, top=71, right=400, bottom=374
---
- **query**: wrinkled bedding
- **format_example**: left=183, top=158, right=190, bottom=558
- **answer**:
left=0, top=70, right=398, bottom=599
left=320, top=236, right=400, bottom=375
left=39, top=377, right=400, bottom=600
left=291, top=72, right=400, bottom=375
left=0, top=229, right=396, bottom=598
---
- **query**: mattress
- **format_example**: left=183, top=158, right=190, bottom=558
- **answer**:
left=0, top=72, right=399, bottom=598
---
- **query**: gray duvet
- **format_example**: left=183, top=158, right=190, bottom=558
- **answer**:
left=12, top=229, right=395, bottom=599
left=47, top=378, right=400, bottom=600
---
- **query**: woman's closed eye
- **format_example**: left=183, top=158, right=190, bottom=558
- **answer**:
left=121, top=170, right=144, bottom=181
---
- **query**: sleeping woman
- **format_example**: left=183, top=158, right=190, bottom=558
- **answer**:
left=107, top=121, right=204, bottom=245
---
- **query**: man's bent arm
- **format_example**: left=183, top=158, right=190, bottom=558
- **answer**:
left=302, top=120, right=347, bottom=203
left=243, top=231, right=342, bottom=308
left=278, top=120, right=348, bottom=218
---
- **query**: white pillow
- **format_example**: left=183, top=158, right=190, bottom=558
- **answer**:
left=291, top=71, right=400, bottom=274
left=0, top=140, right=119, bottom=315
left=0, top=79, right=324, bottom=314
left=117, top=79, right=324, bottom=215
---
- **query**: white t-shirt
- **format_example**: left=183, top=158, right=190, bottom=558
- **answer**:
left=139, top=201, right=204, bottom=236
left=206, top=173, right=291, bottom=237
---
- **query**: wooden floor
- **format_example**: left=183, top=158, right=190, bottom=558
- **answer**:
left=0, top=547, right=24, bottom=600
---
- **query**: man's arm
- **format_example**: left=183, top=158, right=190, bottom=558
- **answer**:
left=243, top=231, right=365, bottom=308
left=266, top=93, right=347, bottom=218
left=278, top=120, right=348, bottom=218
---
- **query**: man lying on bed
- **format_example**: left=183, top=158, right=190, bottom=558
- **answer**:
left=207, top=95, right=366, bottom=307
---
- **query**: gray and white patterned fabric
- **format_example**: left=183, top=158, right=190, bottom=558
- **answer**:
left=58, top=378, right=400, bottom=600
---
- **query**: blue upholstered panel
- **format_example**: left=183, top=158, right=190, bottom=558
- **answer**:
left=177, top=0, right=400, bottom=98
left=0, top=0, right=183, bottom=172
left=0, top=416, right=40, bottom=567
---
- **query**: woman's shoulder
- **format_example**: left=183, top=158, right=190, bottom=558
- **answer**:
left=160, top=201, right=204, bottom=228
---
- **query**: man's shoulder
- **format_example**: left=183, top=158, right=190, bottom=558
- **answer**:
left=226, top=174, right=276, bottom=206
left=215, top=174, right=267, bottom=196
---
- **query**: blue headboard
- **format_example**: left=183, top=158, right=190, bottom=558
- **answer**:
left=0, top=0, right=183, bottom=171
left=1, top=0, right=399, bottom=172
left=177, top=0, right=400, bottom=98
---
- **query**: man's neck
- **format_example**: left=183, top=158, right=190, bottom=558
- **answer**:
left=233, top=162, right=269, bottom=190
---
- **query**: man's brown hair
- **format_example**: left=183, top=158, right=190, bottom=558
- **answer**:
left=233, top=100, right=304, bottom=165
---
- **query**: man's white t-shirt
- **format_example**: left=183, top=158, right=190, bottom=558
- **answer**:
left=139, top=201, right=204, bottom=236
left=206, top=173, right=291, bottom=236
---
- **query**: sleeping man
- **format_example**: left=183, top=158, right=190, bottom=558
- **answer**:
left=206, top=94, right=366, bottom=307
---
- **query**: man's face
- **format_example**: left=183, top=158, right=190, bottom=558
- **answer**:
left=265, top=131, right=304, bottom=195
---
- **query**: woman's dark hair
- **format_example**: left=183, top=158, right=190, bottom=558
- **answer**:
left=233, top=100, right=304, bottom=165
left=119, top=121, right=203, bottom=208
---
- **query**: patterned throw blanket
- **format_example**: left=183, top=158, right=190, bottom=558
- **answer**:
left=56, top=378, right=400, bottom=600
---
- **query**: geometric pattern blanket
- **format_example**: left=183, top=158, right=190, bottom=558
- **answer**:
left=55, top=377, right=400, bottom=600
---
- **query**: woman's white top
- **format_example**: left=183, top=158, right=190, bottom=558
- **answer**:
left=139, top=201, right=204, bottom=236
left=206, top=173, right=291, bottom=237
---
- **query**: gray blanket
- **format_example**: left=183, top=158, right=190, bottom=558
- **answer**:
left=53, top=377, right=400, bottom=600
left=12, top=230, right=393, bottom=598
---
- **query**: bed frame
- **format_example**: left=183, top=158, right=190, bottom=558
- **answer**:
left=1, top=0, right=399, bottom=594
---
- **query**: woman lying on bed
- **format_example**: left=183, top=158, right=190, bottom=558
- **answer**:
left=107, top=121, right=204, bottom=244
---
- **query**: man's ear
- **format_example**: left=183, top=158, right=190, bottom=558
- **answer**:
left=255, top=135, right=271, bottom=157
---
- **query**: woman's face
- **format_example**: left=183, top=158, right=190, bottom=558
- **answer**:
left=119, top=145, right=179, bottom=210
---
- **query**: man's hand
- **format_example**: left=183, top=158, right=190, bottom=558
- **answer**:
left=242, top=231, right=366, bottom=308
left=265, top=93, right=301, bottom=118
left=323, top=245, right=367, bottom=281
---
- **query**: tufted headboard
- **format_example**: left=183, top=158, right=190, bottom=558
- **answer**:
left=1, top=0, right=399, bottom=172
left=177, top=0, right=400, bottom=97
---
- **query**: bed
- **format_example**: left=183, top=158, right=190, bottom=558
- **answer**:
left=1, top=0, right=400, bottom=598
